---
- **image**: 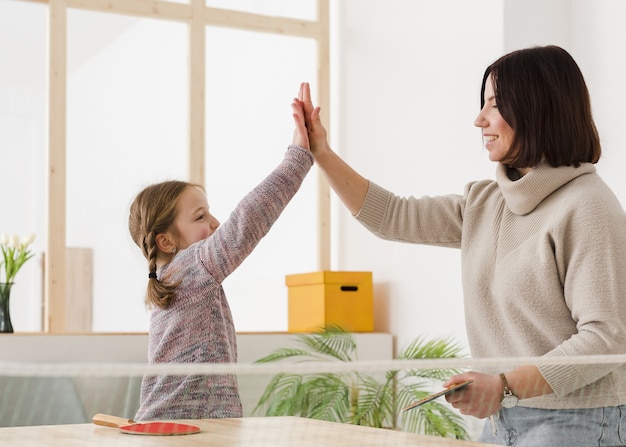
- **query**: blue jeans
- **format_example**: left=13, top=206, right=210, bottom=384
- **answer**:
left=479, top=406, right=626, bottom=446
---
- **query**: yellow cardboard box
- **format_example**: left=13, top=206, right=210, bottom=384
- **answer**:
left=286, top=271, right=373, bottom=333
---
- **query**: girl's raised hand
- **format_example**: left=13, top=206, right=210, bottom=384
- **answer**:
left=291, top=88, right=310, bottom=150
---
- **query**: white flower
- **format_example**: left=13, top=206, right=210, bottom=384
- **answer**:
left=21, top=233, right=36, bottom=247
left=1, top=232, right=36, bottom=284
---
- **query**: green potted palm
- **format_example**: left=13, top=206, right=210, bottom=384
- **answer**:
left=253, top=326, right=469, bottom=439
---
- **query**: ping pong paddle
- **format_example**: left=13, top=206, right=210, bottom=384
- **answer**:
left=403, top=379, right=473, bottom=411
left=92, top=413, right=200, bottom=436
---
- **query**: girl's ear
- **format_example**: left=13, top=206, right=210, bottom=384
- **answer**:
left=155, top=232, right=176, bottom=254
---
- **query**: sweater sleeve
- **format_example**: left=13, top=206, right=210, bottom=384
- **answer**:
left=355, top=181, right=465, bottom=248
left=538, top=181, right=626, bottom=397
left=196, top=145, right=313, bottom=283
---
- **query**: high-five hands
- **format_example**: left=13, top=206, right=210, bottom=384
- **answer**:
left=297, top=82, right=328, bottom=157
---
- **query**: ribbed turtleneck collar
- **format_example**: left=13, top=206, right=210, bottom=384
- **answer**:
left=495, top=161, right=596, bottom=215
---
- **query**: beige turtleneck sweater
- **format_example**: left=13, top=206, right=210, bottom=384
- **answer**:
left=356, top=161, right=626, bottom=409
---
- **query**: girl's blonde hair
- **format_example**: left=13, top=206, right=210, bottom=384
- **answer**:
left=128, top=180, right=199, bottom=309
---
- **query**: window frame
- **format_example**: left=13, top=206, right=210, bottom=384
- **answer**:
left=30, top=0, right=331, bottom=332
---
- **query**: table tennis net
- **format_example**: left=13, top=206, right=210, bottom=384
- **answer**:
left=1, top=353, right=624, bottom=444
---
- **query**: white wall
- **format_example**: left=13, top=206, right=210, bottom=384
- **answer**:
left=330, top=0, right=626, bottom=353
left=570, top=0, right=626, bottom=198
left=330, top=0, right=502, bottom=352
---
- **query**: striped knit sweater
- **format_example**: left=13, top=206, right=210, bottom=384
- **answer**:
left=135, top=145, right=313, bottom=421
left=356, top=160, right=626, bottom=409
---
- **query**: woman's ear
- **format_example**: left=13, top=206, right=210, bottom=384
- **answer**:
left=155, top=232, right=175, bottom=255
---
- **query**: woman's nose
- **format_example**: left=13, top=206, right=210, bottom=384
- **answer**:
left=474, top=112, right=487, bottom=128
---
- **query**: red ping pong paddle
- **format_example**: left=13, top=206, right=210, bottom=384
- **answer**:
left=92, top=413, right=200, bottom=436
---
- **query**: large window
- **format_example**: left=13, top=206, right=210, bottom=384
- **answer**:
left=0, top=0, right=47, bottom=331
left=205, top=27, right=319, bottom=331
left=1, top=0, right=329, bottom=333
left=67, top=11, right=189, bottom=331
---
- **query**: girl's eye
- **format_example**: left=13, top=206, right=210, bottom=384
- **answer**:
left=196, top=214, right=205, bottom=221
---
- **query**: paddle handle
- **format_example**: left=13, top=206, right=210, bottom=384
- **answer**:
left=92, top=413, right=136, bottom=428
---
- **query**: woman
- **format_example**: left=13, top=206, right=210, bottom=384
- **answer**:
left=298, top=45, right=626, bottom=446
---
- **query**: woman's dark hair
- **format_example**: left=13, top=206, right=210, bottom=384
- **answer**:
left=481, top=45, right=601, bottom=168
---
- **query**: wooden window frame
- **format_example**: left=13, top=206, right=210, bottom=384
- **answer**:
left=19, top=0, right=330, bottom=332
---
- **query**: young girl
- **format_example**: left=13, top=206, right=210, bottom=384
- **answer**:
left=128, top=87, right=313, bottom=421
